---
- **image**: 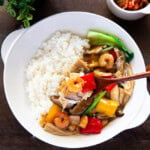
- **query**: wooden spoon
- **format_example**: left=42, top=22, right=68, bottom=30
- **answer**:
left=95, top=71, right=150, bottom=91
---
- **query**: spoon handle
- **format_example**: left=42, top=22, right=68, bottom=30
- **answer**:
left=110, top=71, right=150, bottom=83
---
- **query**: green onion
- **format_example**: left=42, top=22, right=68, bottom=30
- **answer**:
left=83, top=90, right=106, bottom=115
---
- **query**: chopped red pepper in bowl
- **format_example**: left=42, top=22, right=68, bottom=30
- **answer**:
left=114, top=0, right=149, bottom=10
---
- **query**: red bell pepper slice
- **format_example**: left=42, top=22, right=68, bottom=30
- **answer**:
left=102, top=75, right=117, bottom=92
left=109, top=49, right=117, bottom=60
left=81, top=73, right=96, bottom=93
left=105, top=83, right=117, bottom=92
left=80, top=117, right=102, bottom=134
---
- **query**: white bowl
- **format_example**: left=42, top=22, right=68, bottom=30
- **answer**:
left=1, top=12, right=150, bottom=148
left=107, top=0, right=150, bottom=20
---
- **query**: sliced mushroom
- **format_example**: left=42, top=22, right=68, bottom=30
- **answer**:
left=69, top=95, right=94, bottom=115
left=114, top=49, right=125, bottom=78
left=110, top=85, right=119, bottom=101
left=50, top=96, right=61, bottom=105
left=44, top=123, right=78, bottom=136
left=122, top=94, right=131, bottom=107
left=123, top=81, right=134, bottom=96
left=71, top=59, right=90, bottom=72
left=115, top=106, right=124, bottom=117
left=96, top=113, right=114, bottom=120
left=115, top=70, right=123, bottom=78
left=118, top=63, right=135, bottom=106
left=114, top=50, right=135, bottom=107
left=119, top=87, right=125, bottom=105
left=119, top=87, right=132, bottom=107
left=121, top=63, right=135, bottom=96
left=65, top=92, right=82, bottom=101
left=50, top=96, right=75, bottom=109
left=84, top=46, right=103, bottom=54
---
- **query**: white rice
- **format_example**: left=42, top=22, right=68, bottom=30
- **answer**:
left=25, top=31, right=90, bottom=118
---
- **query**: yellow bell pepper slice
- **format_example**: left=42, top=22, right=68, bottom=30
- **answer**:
left=95, top=98, right=119, bottom=117
left=46, top=103, right=62, bottom=122
left=39, top=104, right=62, bottom=127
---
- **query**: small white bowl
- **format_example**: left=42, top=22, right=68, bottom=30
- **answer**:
left=107, top=0, right=150, bottom=20
left=1, top=12, right=150, bottom=148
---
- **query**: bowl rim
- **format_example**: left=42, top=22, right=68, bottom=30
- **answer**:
left=3, top=11, right=147, bottom=148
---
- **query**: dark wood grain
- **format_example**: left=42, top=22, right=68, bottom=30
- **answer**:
left=0, top=0, right=150, bottom=150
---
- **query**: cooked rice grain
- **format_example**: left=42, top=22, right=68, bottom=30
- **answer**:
left=25, top=32, right=89, bottom=118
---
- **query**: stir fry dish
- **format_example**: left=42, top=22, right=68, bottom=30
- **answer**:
left=114, top=0, right=149, bottom=10
left=39, top=30, right=135, bottom=136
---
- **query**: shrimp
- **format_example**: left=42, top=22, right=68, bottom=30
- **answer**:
left=54, top=112, right=70, bottom=129
left=67, top=76, right=84, bottom=92
left=58, top=75, right=84, bottom=97
left=99, top=53, right=114, bottom=69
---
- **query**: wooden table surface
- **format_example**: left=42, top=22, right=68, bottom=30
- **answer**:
left=0, top=0, right=150, bottom=150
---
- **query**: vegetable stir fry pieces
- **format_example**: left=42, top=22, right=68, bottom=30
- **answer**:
left=39, top=30, right=134, bottom=136
left=87, top=30, right=134, bottom=62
